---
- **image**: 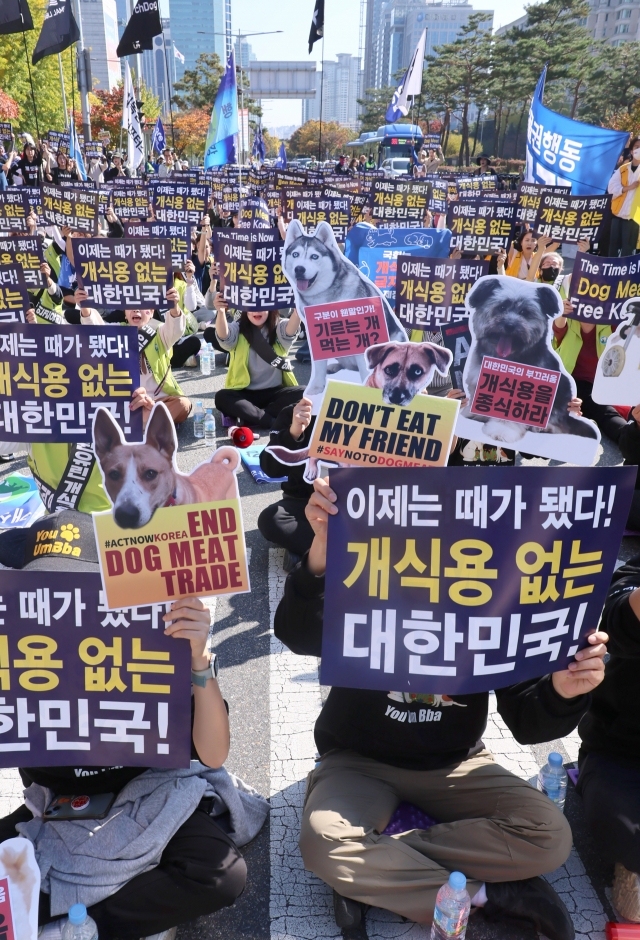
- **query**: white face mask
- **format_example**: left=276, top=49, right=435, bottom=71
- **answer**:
left=633, top=149, right=640, bottom=160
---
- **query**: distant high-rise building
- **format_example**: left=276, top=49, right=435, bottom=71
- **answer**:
left=142, top=18, right=174, bottom=119
left=364, top=0, right=493, bottom=92
left=114, top=0, right=128, bottom=39
left=170, top=0, right=232, bottom=81
left=497, top=1, right=638, bottom=47
left=234, top=37, right=256, bottom=69
left=80, top=0, right=121, bottom=91
left=303, top=53, right=363, bottom=130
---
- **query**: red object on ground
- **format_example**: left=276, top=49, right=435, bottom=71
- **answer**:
left=606, top=925, right=640, bottom=939
left=230, top=426, right=255, bottom=448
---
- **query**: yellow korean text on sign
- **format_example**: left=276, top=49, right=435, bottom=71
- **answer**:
left=309, top=381, right=459, bottom=469
left=94, top=499, right=250, bottom=609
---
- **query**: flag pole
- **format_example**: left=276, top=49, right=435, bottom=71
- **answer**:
left=70, top=43, right=76, bottom=139
left=58, top=54, right=69, bottom=130
left=318, top=34, right=324, bottom=162
left=160, top=25, right=176, bottom=147
left=21, top=34, right=40, bottom=140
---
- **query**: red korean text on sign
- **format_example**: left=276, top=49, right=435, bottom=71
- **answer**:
left=470, top=355, right=561, bottom=429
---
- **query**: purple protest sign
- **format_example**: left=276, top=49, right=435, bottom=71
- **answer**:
left=124, top=221, right=192, bottom=271
left=567, top=251, right=640, bottom=324
left=238, top=196, right=271, bottom=229
left=111, top=184, right=150, bottom=221
left=0, top=235, right=45, bottom=291
left=321, top=465, right=634, bottom=695
left=0, top=191, right=31, bottom=232
left=447, top=199, right=516, bottom=253
left=72, top=237, right=173, bottom=308
left=41, top=183, right=100, bottom=235
left=395, top=256, right=489, bottom=331
left=533, top=191, right=611, bottom=246
left=0, top=570, right=191, bottom=767
left=515, top=182, right=570, bottom=225
left=0, top=265, right=31, bottom=322
left=212, top=229, right=294, bottom=310
left=369, top=178, right=432, bottom=227
left=291, top=193, right=352, bottom=242
left=150, top=181, right=211, bottom=224
left=0, top=323, right=142, bottom=442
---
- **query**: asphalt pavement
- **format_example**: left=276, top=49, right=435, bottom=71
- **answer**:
left=0, top=340, right=635, bottom=940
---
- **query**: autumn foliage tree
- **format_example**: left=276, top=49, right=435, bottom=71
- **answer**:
left=172, top=108, right=210, bottom=159
left=90, top=82, right=161, bottom=149
left=0, top=90, right=19, bottom=121
left=288, top=120, right=353, bottom=158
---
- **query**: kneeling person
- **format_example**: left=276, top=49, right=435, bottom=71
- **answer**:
left=274, top=478, right=609, bottom=940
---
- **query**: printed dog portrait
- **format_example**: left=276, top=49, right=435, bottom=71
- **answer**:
left=365, top=341, right=452, bottom=406
left=462, top=276, right=599, bottom=448
left=282, top=219, right=407, bottom=401
left=93, top=404, right=240, bottom=529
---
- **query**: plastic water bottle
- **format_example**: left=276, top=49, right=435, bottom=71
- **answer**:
left=200, top=343, right=211, bottom=376
left=193, top=400, right=205, bottom=439
left=537, top=751, right=568, bottom=812
left=204, top=408, right=215, bottom=445
left=430, top=871, right=470, bottom=940
left=61, top=904, right=98, bottom=940
left=207, top=342, right=215, bottom=373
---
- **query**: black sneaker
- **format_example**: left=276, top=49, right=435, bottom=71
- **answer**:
left=484, top=876, right=574, bottom=940
left=332, top=890, right=363, bottom=929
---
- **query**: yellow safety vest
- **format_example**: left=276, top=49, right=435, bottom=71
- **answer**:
left=224, top=332, right=298, bottom=390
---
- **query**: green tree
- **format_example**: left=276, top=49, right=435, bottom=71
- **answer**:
left=577, top=41, right=640, bottom=126
left=172, top=52, right=224, bottom=111
left=357, top=85, right=400, bottom=131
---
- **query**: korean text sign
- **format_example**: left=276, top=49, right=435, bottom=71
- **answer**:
left=0, top=324, right=142, bottom=443
left=0, top=266, right=30, bottom=323
left=447, top=200, right=515, bottom=252
left=111, top=184, right=150, bottom=220
left=0, top=236, right=45, bottom=290
left=72, top=238, right=173, bottom=308
left=124, top=222, right=192, bottom=271
left=321, top=465, right=634, bottom=694
left=395, top=256, right=489, bottom=330
left=93, top=501, right=250, bottom=610
left=567, top=251, right=640, bottom=323
left=292, top=194, right=352, bottom=243
left=533, top=192, right=611, bottom=245
left=470, top=356, right=561, bottom=429
left=369, top=179, right=431, bottom=226
left=0, top=192, right=31, bottom=232
left=515, top=182, right=569, bottom=225
left=214, top=230, right=294, bottom=311
left=0, top=570, right=191, bottom=768
left=309, top=381, right=459, bottom=470
left=150, top=182, right=211, bottom=224
left=41, top=184, right=100, bottom=235
left=307, top=297, right=389, bottom=361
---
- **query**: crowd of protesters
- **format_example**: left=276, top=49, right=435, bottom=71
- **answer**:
left=0, top=126, right=637, bottom=940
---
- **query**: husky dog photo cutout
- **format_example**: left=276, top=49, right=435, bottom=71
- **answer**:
left=282, top=219, right=409, bottom=405
left=457, top=276, right=601, bottom=465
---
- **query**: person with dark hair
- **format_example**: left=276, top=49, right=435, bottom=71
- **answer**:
left=46, top=151, right=80, bottom=184
left=0, top=510, right=267, bottom=940
left=608, top=135, right=640, bottom=256
left=9, top=140, right=43, bottom=186
left=273, top=477, right=609, bottom=939
left=213, top=293, right=304, bottom=429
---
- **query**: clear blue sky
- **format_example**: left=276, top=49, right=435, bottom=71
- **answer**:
left=164, top=0, right=529, bottom=130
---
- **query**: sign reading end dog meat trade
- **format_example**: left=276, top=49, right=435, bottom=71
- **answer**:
left=309, top=379, right=459, bottom=471
left=306, top=296, right=389, bottom=362
left=470, top=356, right=561, bottom=430
left=91, top=403, right=250, bottom=609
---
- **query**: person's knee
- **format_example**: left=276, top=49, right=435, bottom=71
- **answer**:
left=299, top=807, right=359, bottom=885
left=215, top=852, right=247, bottom=908
left=517, top=790, right=573, bottom=873
left=257, top=504, right=279, bottom=543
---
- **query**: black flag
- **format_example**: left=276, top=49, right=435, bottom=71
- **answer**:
left=308, top=0, right=324, bottom=53
left=0, top=0, right=34, bottom=35
left=32, top=0, right=79, bottom=64
left=116, top=0, right=161, bottom=57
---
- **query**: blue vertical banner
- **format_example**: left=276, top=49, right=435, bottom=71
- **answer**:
left=204, top=49, right=239, bottom=169
left=526, top=67, right=628, bottom=196
left=151, top=116, right=166, bottom=154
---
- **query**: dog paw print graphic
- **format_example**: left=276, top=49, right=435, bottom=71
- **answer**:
left=59, top=524, right=81, bottom=543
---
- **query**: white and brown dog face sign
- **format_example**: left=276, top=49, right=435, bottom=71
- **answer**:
left=92, top=404, right=241, bottom=529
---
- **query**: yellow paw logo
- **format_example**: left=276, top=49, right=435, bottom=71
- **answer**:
left=60, top=524, right=80, bottom=543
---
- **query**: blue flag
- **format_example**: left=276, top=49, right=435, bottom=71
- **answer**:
left=275, top=142, right=287, bottom=169
left=204, top=49, right=239, bottom=169
left=526, top=66, right=628, bottom=196
left=151, top=116, right=166, bottom=154
left=385, top=66, right=410, bottom=123
left=69, top=121, right=86, bottom=181
left=252, top=127, right=266, bottom=162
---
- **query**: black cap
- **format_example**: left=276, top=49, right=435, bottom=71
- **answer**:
left=20, top=510, right=99, bottom=572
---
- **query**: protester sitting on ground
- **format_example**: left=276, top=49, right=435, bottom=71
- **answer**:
left=80, top=286, right=193, bottom=427
left=9, top=140, right=43, bottom=186
left=273, top=476, right=608, bottom=939
left=576, top=552, right=640, bottom=921
left=0, top=509, right=265, bottom=940
left=258, top=397, right=315, bottom=569
left=103, top=152, right=130, bottom=181
left=213, top=294, right=304, bottom=429
left=607, top=135, right=640, bottom=257
left=46, top=151, right=79, bottom=184
left=552, top=303, right=620, bottom=443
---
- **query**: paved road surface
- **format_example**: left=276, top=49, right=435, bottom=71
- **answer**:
left=0, top=345, right=634, bottom=940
